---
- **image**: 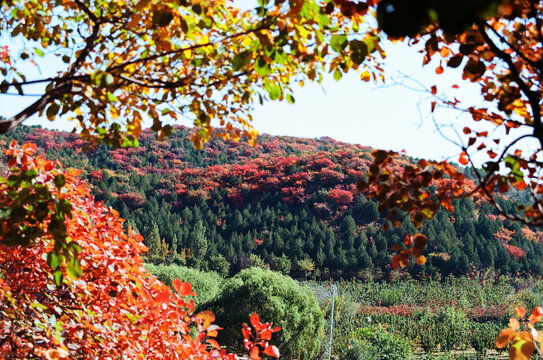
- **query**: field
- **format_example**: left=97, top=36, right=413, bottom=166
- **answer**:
left=307, top=272, right=543, bottom=360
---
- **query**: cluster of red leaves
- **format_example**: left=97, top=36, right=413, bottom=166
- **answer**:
left=242, top=313, right=280, bottom=360
left=496, top=306, right=543, bottom=360
left=0, top=45, right=9, bottom=65
left=0, top=143, right=279, bottom=360
left=503, top=243, right=526, bottom=260
left=328, top=188, right=355, bottom=205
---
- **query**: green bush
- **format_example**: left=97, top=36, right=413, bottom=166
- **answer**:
left=436, top=307, right=471, bottom=351
left=340, top=338, right=375, bottom=360
left=144, top=263, right=225, bottom=306
left=471, top=322, right=501, bottom=356
left=203, top=267, right=325, bottom=360
left=350, top=326, right=414, bottom=360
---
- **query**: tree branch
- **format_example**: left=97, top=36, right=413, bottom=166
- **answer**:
left=0, top=82, right=72, bottom=134
left=477, top=20, right=543, bottom=148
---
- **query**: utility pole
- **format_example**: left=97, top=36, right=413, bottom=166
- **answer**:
left=328, top=284, right=337, bottom=360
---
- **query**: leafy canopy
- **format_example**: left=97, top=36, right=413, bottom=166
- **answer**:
left=0, top=0, right=382, bottom=148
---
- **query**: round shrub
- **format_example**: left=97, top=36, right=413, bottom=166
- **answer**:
left=203, top=267, right=325, bottom=360
left=144, top=263, right=225, bottom=306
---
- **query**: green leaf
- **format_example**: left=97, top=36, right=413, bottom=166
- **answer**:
left=7, top=175, right=21, bottom=188
left=47, top=251, right=62, bottom=270
left=54, top=174, right=66, bottom=189
left=106, top=92, right=119, bottom=102
left=330, top=35, right=348, bottom=53
left=21, top=169, right=38, bottom=181
left=286, top=94, right=295, bottom=104
left=264, top=80, right=281, bottom=100
left=66, top=258, right=82, bottom=278
left=333, top=69, right=342, bottom=81
left=35, top=48, right=44, bottom=57
left=54, top=269, right=64, bottom=286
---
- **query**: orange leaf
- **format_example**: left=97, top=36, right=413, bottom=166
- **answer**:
left=263, top=345, right=280, bottom=358
left=414, top=233, right=427, bottom=249
left=172, top=278, right=182, bottom=294
left=207, top=338, right=220, bottom=349
left=415, top=255, right=427, bottom=265
left=510, top=318, right=521, bottom=331
left=530, top=306, right=543, bottom=325
left=196, top=310, right=215, bottom=330
left=459, top=152, right=469, bottom=165
left=496, top=328, right=516, bottom=348
left=515, top=306, right=527, bottom=318
left=435, top=65, right=444, bottom=74
left=390, top=244, right=403, bottom=251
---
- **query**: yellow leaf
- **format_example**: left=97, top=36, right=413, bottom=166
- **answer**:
left=509, top=334, right=534, bottom=360
left=360, top=71, right=371, bottom=82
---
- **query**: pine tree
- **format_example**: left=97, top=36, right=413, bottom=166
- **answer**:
left=145, top=222, right=161, bottom=261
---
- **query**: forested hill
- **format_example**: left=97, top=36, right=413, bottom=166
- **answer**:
left=2, top=125, right=543, bottom=279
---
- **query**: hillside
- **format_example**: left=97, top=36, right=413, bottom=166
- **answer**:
left=2, top=125, right=543, bottom=279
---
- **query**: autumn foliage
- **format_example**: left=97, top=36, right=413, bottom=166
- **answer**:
left=496, top=306, right=543, bottom=360
left=0, top=143, right=279, bottom=359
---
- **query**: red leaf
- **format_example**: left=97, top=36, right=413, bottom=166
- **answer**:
left=435, top=65, right=444, bottom=74
left=467, top=137, right=476, bottom=146
left=488, top=150, right=497, bottom=159
left=263, top=345, right=280, bottom=358
left=178, top=281, right=196, bottom=297
left=249, top=346, right=261, bottom=360
left=431, top=101, right=436, bottom=112
left=172, top=278, right=182, bottom=294
left=260, top=330, right=272, bottom=340
left=45, top=161, right=56, bottom=171
left=155, top=290, right=171, bottom=303
left=431, top=85, right=437, bottom=94
left=242, top=325, right=252, bottom=340
left=463, top=127, right=471, bottom=134
left=250, top=313, right=260, bottom=328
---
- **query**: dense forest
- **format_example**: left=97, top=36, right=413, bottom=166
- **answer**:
left=2, top=125, right=543, bottom=279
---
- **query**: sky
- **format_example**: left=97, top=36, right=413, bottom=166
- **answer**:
left=0, top=4, right=485, bottom=163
